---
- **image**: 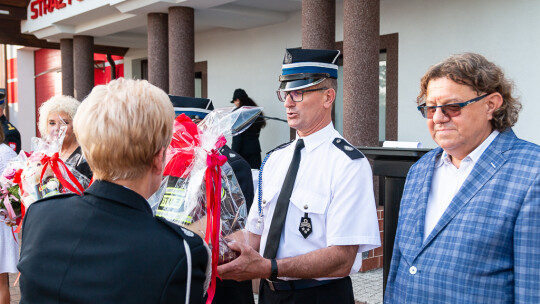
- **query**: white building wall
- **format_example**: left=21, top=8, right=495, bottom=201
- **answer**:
left=379, top=0, right=540, bottom=147
left=195, top=11, right=303, bottom=154
left=9, top=47, right=36, bottom=152
left=122, top=0, right=540, bottom=153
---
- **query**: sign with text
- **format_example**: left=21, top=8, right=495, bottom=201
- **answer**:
left=29, top=0, right=83, bottom=20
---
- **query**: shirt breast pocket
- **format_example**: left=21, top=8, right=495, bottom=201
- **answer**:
left=289, top=191, right=329, bottom=240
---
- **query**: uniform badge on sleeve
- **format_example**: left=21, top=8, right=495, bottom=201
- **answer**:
left=299, top=213, right=312, bottom=238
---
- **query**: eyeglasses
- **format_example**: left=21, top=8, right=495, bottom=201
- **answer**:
left=417, top=93, right=490, bottom=119
left=276, top=87, right=328, bottom=102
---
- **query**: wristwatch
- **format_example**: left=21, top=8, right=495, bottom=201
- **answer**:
left=269, top=259, right=278, bottom=281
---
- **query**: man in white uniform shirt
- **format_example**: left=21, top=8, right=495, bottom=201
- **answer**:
left=218, top=48, right=380, bottom=303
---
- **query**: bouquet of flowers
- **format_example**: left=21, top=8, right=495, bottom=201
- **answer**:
left=149, top=106, right=262, bottom=303
left=0, top=158, right=24, bottom=227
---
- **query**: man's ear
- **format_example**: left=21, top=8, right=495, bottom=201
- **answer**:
left=323, top=88, right=336, bottom=109
left=486, top=92, right=503, bottom=120
left=152, top=147, right=166, bottom=175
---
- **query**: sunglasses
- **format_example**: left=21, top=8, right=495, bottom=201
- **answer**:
left=417, top=93, right=490, bottom=119
left=276, top=87, right=328, bottom=102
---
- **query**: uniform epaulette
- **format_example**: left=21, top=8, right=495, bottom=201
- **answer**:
left=265, top=140, right=294, bottom=155
left=219, top=147, right=237, bottom=160
left=332, top=138, right=364, bottom=160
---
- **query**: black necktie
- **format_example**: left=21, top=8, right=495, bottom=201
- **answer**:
left=263, top=139, right=305, bottom=259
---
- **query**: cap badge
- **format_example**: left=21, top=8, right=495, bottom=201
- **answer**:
left=284, top=51, right=293, bottom=64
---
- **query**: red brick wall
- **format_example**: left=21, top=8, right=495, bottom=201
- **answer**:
left=360, top=206, right=384, bottom=272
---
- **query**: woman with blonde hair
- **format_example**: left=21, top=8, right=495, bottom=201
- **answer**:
left=38, top=95, right=92, bottom=179
left=18, top=78, right=210, bottom=303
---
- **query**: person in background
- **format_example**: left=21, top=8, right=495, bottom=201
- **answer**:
left=385, top=53, right=540, bottom=303
left=0, top=126, right=18, bottom=304
left=0, top=89, right=21, bottom=154
left=230, top=89, right=266, bottom=169
left=218, top=48, right=381, bottom=304
left=38, top=95, right=92, bottom=180
left=169, top=94, right=255, bottom=304
left=18, top=78, right=210, bottom=303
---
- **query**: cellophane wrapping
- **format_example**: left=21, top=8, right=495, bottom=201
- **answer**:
left=18, top=125, right=90, bottom=208
left=150, top=106, right=262, bottom=264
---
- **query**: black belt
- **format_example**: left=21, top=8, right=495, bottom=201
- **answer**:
left=264, top=278, right=334, bottom=291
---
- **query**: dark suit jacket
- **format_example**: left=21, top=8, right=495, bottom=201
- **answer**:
left=1, top=115, right=21, bottom=154
left=231, top=122, right=262, bottom=169
left=18, top=180, right=209, bottom=304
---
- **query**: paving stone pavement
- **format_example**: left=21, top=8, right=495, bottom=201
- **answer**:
left=8, top=272, right=20, bottom=304
left=351, top=268, right=383, bottom=304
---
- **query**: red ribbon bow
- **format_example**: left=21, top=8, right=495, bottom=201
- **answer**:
left=204, top=146, right=227, bottom=304
left=40, top=152, right=84, bottom=195
left=12, top=169, right=23, bottom=185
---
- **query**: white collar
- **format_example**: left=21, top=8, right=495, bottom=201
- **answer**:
left=436, top=130, right=500, bottom=168
left=295, top=122, right=335, bottom=153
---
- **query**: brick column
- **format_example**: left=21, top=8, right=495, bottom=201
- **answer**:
left=73, top=35, right=94, bottom=101
left=60, top=38, right=74, bottom=97
left=302, top=0, right=335, bottom=49
left=343, top=0, right=380, bottom=146
left=147, top=13, right=169, bottom=92
left=169, top=6, right=194, bottom=96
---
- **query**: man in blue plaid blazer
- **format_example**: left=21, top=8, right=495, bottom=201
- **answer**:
left=385, top=53, right=540, bottom=303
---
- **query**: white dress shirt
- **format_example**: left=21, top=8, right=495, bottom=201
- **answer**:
left=247, top=123, right=381, bottom=278
left=424, top=130, right=500, bottom=241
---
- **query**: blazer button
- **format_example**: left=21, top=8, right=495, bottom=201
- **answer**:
left=409, top=266, right=417, bottom=275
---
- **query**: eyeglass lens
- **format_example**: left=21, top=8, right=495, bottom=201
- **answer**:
left=277, top=90, right=303, bottom=102
left=422, top=104, right=462, bottom=119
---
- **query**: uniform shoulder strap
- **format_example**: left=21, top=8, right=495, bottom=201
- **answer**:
left=332, top=138, right=364, bottom=160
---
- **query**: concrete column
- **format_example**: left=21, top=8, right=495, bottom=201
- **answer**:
left=147, top=13, right=169, bottom=92
left=302, top=0, right=335, bottom=49
left=343, top=0, right=380, bottom=146
left=169, top=6, right=194, bottom=96
left=60, top=38, right=74, bottom=97
left=73, top=35, right=94, bottom=101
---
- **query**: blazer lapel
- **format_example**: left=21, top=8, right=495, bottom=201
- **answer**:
left=419, top=130, right=515, bottom=252
left=397, top=148, right=440, bottom=261
left=412, top=151, right=439, bottom=250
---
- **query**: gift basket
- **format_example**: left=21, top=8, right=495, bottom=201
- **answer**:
left=150, top=106, right=262, bottom=303
left=19, top=125, right=90, bottom=207
left=2, top=124, right=91, bottom=233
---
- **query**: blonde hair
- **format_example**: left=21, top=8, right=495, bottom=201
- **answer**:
left=74, top=78, right=174, bottom=181
left=38, top=95, right=80, bottom=137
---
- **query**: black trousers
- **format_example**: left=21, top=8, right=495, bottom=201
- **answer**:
left=211, top=279, right=255, bottom=304
left=258, top=277, right=355, bottom=304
